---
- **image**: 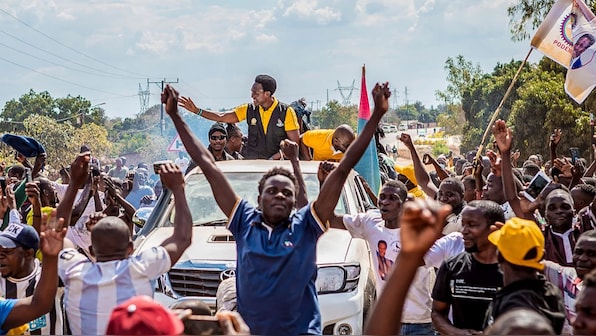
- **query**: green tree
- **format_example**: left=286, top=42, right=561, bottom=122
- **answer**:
left=435, top=56, right=483, bottom=104
left=396, top=105, right=418, bottom=121
left=437, top=104, right=465, bottom=135
left=21, top=115, right=113, bottom=167
left=459, top=60, right=528, bottom=152
left=1, top=90, right=105, bottom=132
left=314, top=100, right=357, bottom=129
left=435, top=56, right=483, bottom=140
left=22, top=115, right=75, bottom=166
left=73, top=123, right=113, bottom=161
left=508, top=60, right=589, bottom=160
left=507, top=0, right=596, bottom=41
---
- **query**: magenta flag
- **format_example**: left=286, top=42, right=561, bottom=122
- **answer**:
left=354, top=65, right=381, bottom=192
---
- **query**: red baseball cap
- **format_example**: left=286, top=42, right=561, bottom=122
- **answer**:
left=106, top=296, right=184, bottom=335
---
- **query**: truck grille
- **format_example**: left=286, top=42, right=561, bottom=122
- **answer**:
left=168, top=268, right=222, bottom=297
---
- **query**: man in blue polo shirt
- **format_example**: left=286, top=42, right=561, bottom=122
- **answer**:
left=163, top=82, right=391, bottom=334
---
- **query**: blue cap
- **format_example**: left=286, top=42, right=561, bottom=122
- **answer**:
left=0, top=223, right=40, bottom=251
left=1, top=134, right=45, bottom=157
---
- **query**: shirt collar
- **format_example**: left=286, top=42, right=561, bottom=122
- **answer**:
left=259, top=97, right=279, bottom=114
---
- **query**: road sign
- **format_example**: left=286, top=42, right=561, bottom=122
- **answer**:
left=168, top=134, right=185, bottom=152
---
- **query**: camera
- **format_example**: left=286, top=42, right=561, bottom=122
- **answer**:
left=90, top=164, right=101, bottom=177
left=153, top=160, right=173, bottom=174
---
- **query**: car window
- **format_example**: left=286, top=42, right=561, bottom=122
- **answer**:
left=162, top=172, right=348, bottom=227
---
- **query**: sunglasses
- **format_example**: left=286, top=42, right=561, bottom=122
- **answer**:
left=210, top=135, right=226, bottom=141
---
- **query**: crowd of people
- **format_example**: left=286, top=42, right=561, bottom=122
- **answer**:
left=0, top=73, right=594, bottom=335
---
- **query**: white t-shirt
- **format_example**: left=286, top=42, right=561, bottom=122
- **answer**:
left=501, top=201, right=515, bottom=220
left=343, top=210, right=436, bottom=323
left=53, top=183, right=104, bottom=254
left=175, top=156, right=190, bottom=173
left=442, top=213, right=462, bottom=235
left=58, top=246, right=171, bottom=335
left=0, top=259, right=64, bottom=334
left=424, top=232, right=465, bottom=268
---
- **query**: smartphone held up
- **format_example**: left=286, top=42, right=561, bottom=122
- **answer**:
left=523, top=171, right=552, bottom=202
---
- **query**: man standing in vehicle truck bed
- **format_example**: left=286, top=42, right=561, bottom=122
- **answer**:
left=163, top=81, right=391, bottom=334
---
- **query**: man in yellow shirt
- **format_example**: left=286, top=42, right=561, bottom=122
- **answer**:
left=300, top=125, right=355, bottom=161
left=178, top=75, right=300, bottom=159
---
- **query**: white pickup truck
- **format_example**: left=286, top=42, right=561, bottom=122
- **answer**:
left=134, top=160, right=378, bottom=335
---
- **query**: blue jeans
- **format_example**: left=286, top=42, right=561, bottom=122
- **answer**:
left=400, top=322, right=436, bottom=335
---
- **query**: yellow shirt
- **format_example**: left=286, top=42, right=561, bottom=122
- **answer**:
left=234, top=98, right=300, bottom=134
left=301, top=129, right=344, bottom=161
left=26, top=206, right=54, bottom=261
left=394, top=164, right=427, bottom=199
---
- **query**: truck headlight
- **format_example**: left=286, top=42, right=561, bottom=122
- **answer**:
left=316, top=263, right=360, bottom=294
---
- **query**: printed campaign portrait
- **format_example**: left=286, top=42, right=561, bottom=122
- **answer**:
left=565, top=14, right=596, bottom=103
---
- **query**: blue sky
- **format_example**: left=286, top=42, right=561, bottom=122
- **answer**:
left=0, top=0, right=545, bottom=119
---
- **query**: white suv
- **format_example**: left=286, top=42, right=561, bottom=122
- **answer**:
left=134, top=160, right=377, bottom=335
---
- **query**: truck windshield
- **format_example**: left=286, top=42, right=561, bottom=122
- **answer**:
left=165, top=172, right=348, bottom=226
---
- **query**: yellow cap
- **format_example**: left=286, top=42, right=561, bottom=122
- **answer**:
left=488, top=217, right=545, bottom=270
left=394, top=164, right=418, bottom=186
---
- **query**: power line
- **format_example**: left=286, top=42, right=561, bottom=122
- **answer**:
left=0, top=55, right=132, bottom=96
left=0, top=8, right=152, bottom=78
left=0, top=31, right=143, bottom=80
left=0, top=40, right=142, bottom=80
left=178, top=79, right=212, bottom=98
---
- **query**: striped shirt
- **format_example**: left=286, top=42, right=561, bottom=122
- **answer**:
left=58, top=246, right=171, bottom=335
left=0, top=259, right=64, bottom=335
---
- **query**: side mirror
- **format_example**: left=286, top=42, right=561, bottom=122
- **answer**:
left=132, top=207, right=154, bottom=228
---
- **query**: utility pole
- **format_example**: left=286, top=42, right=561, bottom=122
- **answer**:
left=404, top=86, right=409, bottom=107
left=148, top=78, right=179, bottom=135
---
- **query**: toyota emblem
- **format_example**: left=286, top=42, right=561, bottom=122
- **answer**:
left=220, top=268, right=236, bottom=281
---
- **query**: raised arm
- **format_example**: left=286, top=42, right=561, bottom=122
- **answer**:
left=493, top=120, right=532, bottom=220
left=165, top=85, right=238, bottom=216
left=281, top=140, right=308, bottom=208
left=178, top=96, right=239, bottom=123
left=26, top=182, right=42, bottom=233
left=32, top=153, right=46, bottom=179
left=157, top=162, right=193, bottom=265
left=549, top=129, right=561, bottom=172
left=70, top=174, right=94, bottom=226
left=400, top=133, right=437, bottom=198
left=3, top=210, right=67, bottom=331
left=365, top=199, right=450, bottom=335
left=314, top=82, right=390, bottom=225
left=56, top=152, right=91, bottom=229
left=424, top=153, right=451, bottom=181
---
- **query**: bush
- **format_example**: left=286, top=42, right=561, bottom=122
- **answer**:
left=432, top=141, right=449, bottom=157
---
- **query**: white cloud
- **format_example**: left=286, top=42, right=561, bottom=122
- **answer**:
left=56, top=11, right=75, bottom=20
left=283, top=0, right=342, bottom=24
left=256, top=33, right=278, bottom=43
left=135, top=31, right=177, bottom=54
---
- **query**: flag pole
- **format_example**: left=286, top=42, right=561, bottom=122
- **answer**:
left=474, top=47, right=534, bottom=164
